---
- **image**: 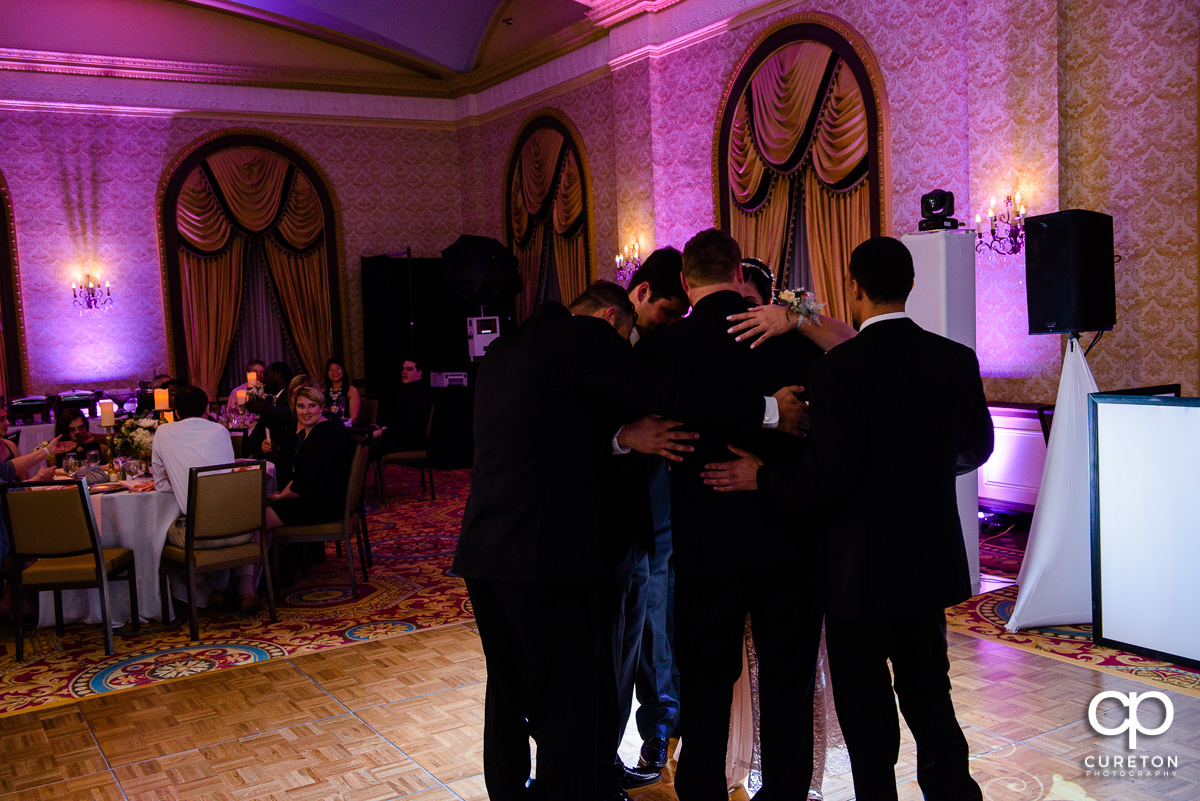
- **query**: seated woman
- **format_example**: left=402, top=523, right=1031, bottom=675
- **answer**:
left=323, top=358, right=360, bottom=424
left=265, top=385, right=355, bottom=533
left=55, top=408, right=110, bottom=463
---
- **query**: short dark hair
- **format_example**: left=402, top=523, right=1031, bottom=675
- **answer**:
left=626, top=247, right=685, bottom=303
left=568, top=281, right=636, bottom=329
left=403, top=357, right=423, bottom=372
left=847, top=237, right=914, bottom=304
left=174, top=384, right=210, bottom=420
left=682, top=228, right=742, bottom=287
left=55, top=408, right=86, bottom=438
left=741, top=257, right=774, bottom=304
left=324, top=358, right=352, bottom=391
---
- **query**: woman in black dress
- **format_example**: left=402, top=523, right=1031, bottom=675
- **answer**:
left=265, top=385, right=355, bottom=530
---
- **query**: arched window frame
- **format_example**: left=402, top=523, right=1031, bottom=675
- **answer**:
left=713, top=15, right=892, bottom=276
left=0, top=173, right=28, bottom=397
left=503, top=111, right=595, bottom=319
left=156, top=130, right=348, bottom=383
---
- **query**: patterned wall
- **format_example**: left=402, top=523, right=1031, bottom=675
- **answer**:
left=1058, top=0, right=1199, bottom=398
left=2, top=0, right=1196, bottom=404
left=0, top=111, right=462, bottom=392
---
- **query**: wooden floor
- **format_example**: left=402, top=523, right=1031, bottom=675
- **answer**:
left=0, top=622, right=1196, bottom=800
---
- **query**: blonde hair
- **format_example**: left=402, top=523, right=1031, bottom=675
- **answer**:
left=292, top=384, right=325, bottom=410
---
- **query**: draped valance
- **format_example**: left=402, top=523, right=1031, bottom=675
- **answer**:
left=729, top=44, right=869, bottom=214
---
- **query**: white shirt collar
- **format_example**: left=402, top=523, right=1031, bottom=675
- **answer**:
left=858, top=311, right=909, bottom=331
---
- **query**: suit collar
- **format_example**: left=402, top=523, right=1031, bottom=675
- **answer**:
left=857, top=311, right=910, bottom=331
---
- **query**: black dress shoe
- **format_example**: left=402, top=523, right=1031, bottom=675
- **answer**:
left=621, top=765, right=661, bottom=790
left=637, top=736, right=669, bottom=769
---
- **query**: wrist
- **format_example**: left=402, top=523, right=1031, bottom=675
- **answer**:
left=42, top=446, right=52, bottom=460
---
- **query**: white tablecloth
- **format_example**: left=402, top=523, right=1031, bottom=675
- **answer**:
left=13, top=419, right=107, bottom=456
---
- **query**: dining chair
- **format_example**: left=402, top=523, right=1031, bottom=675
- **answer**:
left=374, top=402, right=436, bottom=500
left=271, top=443, right=372, bottom=596
left=356, top=397, right=378, bottom=427
left=0, top=479, right=138, bottom=662
left=158, top=460, right=276, bottom=641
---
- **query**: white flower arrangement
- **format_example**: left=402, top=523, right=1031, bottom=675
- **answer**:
left=776, top=287, right=825, bottom=325
left=111, top=415, right=160, bottom=461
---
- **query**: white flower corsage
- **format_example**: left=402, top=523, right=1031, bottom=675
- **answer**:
left=776, top=287, right=825, bottom=325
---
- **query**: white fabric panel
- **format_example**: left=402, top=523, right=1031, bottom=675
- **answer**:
left=1007, top=340, right=1097, bottom=631
left=901, top=231, right=982, bottom=594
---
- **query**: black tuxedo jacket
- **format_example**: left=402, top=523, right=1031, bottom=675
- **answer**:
left=758, top=316, right=994, bottom=619
left=453, top=302, right=766, bottom=583
left=637, top=291, right=824, bottom=575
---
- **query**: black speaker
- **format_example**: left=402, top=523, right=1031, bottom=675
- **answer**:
left=1025, top=209, right=1115, bottom=334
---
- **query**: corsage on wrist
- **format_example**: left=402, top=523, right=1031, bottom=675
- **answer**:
left=776, top=288, right=825, bottom=326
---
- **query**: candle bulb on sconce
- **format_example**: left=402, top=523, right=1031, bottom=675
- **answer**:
left=615, top=239, right=643, bottom=287
left=69, top=267, right=114, bottom=312
left=976, top=193, right=1026, bottom=256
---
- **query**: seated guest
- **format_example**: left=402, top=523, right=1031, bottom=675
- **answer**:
left=55, top=408, right=110, bottom=463
left=245, top=361, right=292, bottom=416
left=150, top=384, right=264, bottom=612
left=323, top=358, right=360, bottom=424
left=0, top=434, right=73, bottom=616
left=150, top=373, right=172, bottom=390
left=245, top=373, right=311, bottom=485
left=226, top=358, right=267, bottom=415
left=372, top=357, right=432, bottom=453
left=0, top=407, right=28, bottom=481
left=265, top=386, right=355, bottom=534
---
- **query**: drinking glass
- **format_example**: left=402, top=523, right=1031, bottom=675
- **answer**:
left=86, top=450, right=101, bottom=469
left=64, top=455, right=79, bottom=475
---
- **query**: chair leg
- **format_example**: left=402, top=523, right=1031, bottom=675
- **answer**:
left=98, top=579, right=115, bottom=656
left=359, top=505, right=373, bottom=569
left=261, top=542, right=277, bottom=625
left=126, top=560, right=140, bottom=634
left=373, top=458, right=384, bottom=499
left=344, top=532, right=357, bottom=599
left=427, top=462, right=436, bottom=501
left=160, top=565, right=172, bottom=625
left=187, top=569, right=200, bottom=642
left=12, top=572, right=24, bottom=663
left=54, top=591, right=65, bottom=637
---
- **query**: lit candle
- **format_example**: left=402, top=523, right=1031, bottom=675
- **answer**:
left=163, top=411, right=175, bottom=423
left=236, top=389, right=248, bottom=406
left=247, top=371, right=257, bottom=385
left=98, top=400, right=115, bottom=427
left=153, top=388, right=169, bottom=410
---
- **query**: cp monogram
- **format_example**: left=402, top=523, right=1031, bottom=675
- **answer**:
left=1088, top=691, right=1174, bottom=749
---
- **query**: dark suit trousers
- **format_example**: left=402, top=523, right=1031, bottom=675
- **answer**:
left=466, top=577, right=621, bottom=801
left=673, top=568, right=821, bottom=801
left=824, top=609, right=982, bottom=801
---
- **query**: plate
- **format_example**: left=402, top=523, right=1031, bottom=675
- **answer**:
left=87, top=482, right=124, bottom=494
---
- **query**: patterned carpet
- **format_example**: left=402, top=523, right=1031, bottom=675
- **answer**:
left=949, top=528, right=1200, bottom=699
left=0, top=466, right=474, bottom=717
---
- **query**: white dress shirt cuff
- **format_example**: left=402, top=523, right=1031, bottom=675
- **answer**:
left=762, top=396, right=780, bottom=429
left=612, top=428, right=632, bottom=455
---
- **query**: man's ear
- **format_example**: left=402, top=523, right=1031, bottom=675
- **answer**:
left=602, top=306, right=620, bottom=327
left=634, top=282, right=651, bottom=304
left=679, top=271, right=691, bottom=295
left=849, top=277, right=865, bottom=302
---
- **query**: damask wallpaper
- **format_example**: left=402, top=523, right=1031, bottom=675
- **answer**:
left=1, top=0, right=1196, bottom=405
left=0, top=112, right=462, bottom=391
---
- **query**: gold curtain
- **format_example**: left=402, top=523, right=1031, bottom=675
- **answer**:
left=747, top=42, right=833, bottom=168
left=276, top=171, right=324, bottom=249
left=263, top=237, right=331, bottom=380
left=811, top=65, right=869, bottom=186
left=510, top=164, right=530, bottom=245
left=176, top=167, right=232, bottom=253
left=805, top=169, right=869, bottom=323
left=515, top=224, right=545, bottom=323
left=728, top=100, right=770, bottom=209
left=729, top=176, right=794, bottom=281
left=519, top=129, right=565, bottom=215
left=178, top=237, right=246, bottom=399
left=552, top=150, right=587, bottom=304
left=206, top=148, right=290, bottom=233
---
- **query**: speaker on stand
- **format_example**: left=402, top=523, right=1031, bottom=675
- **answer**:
left=1024, top=209, right=1115, bottom=336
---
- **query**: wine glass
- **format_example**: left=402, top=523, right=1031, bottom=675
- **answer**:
left=86, top=450, right=101, bottom=469
left=64, top=454, right=79, bottom=476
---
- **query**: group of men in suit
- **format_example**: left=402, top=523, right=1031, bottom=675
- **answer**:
left=453, top=230, right=994, bottom=801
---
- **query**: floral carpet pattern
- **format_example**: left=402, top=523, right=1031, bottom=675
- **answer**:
left=0, top=466, right=473, bottom=717
left=949, top=537, right=1200, bottom=699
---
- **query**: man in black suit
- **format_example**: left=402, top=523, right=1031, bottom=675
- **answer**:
left=637, top=229, right=825, bottom=800
left=703, top=236, right=994, bottom=801
left=453, top=281, right=805, bottom=801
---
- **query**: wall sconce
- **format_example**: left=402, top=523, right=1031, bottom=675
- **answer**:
left=71, top=269, right=113, bottom=312
left=615, top=241, right=641, bottom=287
left=975, top=194, right=1026, bottom=256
